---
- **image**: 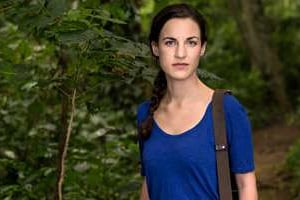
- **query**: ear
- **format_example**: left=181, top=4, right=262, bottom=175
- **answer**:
left=200, top=42, right=207, bottom=56
left=151, top=41, right=159, bottom=57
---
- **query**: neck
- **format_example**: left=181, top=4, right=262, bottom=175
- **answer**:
left=163, top=75, right=212, bottom=106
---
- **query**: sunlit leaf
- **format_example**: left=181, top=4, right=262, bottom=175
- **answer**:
left=21, top=81, right=38, bottom=91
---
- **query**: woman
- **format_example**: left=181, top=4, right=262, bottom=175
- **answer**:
left=137, top=3, right=258, bottom=200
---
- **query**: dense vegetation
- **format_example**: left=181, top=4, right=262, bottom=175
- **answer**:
left=0, top=0, right=299, bottom=199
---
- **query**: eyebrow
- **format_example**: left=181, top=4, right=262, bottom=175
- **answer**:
left=162, top=36, right=200, bottom=41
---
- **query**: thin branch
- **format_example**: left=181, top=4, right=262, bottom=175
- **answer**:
left=54, top=85, right=71, bottom=98
left=54, top=88, right=76, bottom=200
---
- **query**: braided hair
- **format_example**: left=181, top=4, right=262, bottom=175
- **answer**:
left=139, top=69, right=167, bottom=139
left=139, top=3, right=207, bottom=140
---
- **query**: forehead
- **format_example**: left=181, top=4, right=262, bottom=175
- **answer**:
left=159, top=18, right=200, bottom=39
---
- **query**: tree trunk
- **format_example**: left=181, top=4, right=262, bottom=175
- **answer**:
left=227, top=0, right=291, bottom=112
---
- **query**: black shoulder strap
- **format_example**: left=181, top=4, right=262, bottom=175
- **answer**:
left=212, top=89, right=233, bottom=200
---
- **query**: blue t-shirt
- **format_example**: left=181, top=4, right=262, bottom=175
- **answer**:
left=137, top=94, right=255, bottom=200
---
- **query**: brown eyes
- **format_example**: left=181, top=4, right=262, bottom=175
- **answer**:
left=187, top=40, right=198, bottom=46
left=164, top=40, right=198, bottom=47
left=165, top=40, right=176, bottom=46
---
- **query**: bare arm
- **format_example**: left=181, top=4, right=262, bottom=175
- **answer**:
left=140, top=178, right=149, bottom=200
left=235, top=171, right=258, bottom=200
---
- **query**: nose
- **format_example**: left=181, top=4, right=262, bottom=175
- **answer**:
left=175, top=42, right=187, bottom=59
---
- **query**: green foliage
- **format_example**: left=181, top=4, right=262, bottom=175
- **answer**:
left=285, top=138, right=300, bottom=198
left=286, top=138, right=300, bottom=177
left=0, top=0, right=149, bottom=199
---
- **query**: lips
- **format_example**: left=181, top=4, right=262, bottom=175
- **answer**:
left=172, top=63, right=188, bottom=69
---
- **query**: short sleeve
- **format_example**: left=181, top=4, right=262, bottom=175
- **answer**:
left=224, top=94, right=255, bottom=173
left=137, top=101, right=150, bottom=176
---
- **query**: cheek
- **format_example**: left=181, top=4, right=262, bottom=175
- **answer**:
left=190, top=48, right=202, bottom=60
left=158, top=48, right=173, bottom=62
left=159, top=46, right=172, bottom=55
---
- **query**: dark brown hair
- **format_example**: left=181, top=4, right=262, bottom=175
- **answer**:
left=139, top=3, right=208, bottom=140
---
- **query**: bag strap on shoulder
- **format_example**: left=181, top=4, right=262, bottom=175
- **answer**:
left=212, top=89, right=233, bottom=200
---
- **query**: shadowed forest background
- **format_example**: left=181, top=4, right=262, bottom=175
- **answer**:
left=0, top=0, right=300, bottom=199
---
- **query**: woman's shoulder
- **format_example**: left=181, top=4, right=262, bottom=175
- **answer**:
left=223, top=92, right=248, bottom=114
left=137, top=100, right=151, bottom=122
left=137, top=100, right=151, bottom=112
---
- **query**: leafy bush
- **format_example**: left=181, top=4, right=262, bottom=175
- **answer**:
left=285, top=138, right=300, bottom=198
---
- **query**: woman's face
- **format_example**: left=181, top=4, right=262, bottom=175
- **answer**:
left=152, top=18, right=206, bottom=81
